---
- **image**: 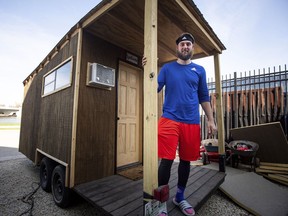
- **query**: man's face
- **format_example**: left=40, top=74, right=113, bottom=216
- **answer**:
left=176, top=41, right=194, bottom=61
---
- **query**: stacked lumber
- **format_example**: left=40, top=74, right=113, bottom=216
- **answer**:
left=256, top=162, right=288, bottom=186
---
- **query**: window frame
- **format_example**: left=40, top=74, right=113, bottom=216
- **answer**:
left=42, top=57, right=73, bottom=97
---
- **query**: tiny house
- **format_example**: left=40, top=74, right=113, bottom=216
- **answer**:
left=19, top=0, right=226, bottom=208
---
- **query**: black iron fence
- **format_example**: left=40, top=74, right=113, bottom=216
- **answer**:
left=201, top=64, right=288, bottom=141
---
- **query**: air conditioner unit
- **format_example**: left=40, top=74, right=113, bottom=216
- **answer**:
left=87, top=62, right=115, bottom=88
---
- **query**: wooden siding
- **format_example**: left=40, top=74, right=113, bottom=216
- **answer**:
left=19, top=34, right=78, bottom=164
left=74, top=31, right=129, bottom=185
left=19, top=74, right=42, bottom=161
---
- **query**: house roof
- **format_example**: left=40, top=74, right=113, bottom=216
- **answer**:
left=24, top=0, right=226, bottom=84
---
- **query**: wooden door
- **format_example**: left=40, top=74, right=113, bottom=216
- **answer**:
left=117, top=62, right=142, bottom=167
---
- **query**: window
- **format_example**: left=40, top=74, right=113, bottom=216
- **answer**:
left=43, top=58, right=72, bottom=96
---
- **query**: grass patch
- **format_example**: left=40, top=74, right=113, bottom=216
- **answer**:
left=0, top=123, right=20, bottom=126
left=0, top=127, right=20, bottom=130
left=0, top=122, right=20, bottom=130
left=0, top=122, right=20, bottom=126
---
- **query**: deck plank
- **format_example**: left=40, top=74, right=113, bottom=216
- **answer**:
left=100, top=181, right=143, bottom=210
left=166, top=167, right=212, bottom=213
left=76, top=175, right=128, bottom=195
left=74, top=163, right=226, bottom=216
left=190, top=171, right=225, bottom=209
left=169, top=170, right=225, bottom=215
left=92, top=181, right=141, bottom=204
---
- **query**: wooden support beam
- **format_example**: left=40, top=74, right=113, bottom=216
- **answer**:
left=82, top=0, right=121, bottom=28
left=70, top=28, right=83, bottom=187
left=175, top=0, right=222, bottom=53
left=214, top=53, right=225, bottom=155
left=143, top=0, right=158, bottom=200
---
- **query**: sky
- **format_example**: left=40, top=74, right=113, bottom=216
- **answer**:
left=0, top=0, right=288, bottom=106
left=193, top=0, right=288, bottom=79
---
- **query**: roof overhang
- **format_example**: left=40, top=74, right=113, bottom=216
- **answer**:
left=80, top=0, right=226, bottom=66
left=24, top=0, right=226, bottom=83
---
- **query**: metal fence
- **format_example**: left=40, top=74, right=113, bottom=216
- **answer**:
left=201, top=64, right=288, bottom=141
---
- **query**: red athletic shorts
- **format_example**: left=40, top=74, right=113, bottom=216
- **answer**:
left=158, top=117, right=200, bottom=161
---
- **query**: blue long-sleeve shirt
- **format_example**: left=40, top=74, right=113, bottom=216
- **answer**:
left=158, top=61, right=210, bottom=124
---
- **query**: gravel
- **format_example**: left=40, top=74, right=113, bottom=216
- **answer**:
left=0, top=158, right=102, bottom=216
left=0, top=157, right=253, bottom=216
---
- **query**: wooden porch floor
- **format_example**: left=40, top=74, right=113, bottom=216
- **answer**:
left=74, top=163, right=226, bottom=215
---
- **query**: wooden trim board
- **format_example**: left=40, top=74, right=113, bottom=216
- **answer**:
left=143, top=0, right=158, bottom=199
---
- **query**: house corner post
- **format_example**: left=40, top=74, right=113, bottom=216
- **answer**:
left=143, top=0, right=158, bottom=210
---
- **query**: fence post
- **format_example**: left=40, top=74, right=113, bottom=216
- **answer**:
left=233, top=72, right=238, bottom=128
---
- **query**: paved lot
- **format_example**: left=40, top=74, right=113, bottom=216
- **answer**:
left=0, top=130, right=25, bottom=162
left=0, top=129, right=20, bottom=148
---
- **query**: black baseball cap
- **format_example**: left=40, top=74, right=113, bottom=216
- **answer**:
left=176, top=33, right=195, bottom=45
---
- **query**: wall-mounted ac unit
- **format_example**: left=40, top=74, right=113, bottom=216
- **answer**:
left=87, top=62, right=115, bottom=88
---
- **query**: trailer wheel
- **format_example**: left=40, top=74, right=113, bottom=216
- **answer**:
left=40, top=157, right=55, bottom=192
left=52, top=165, right=71, bottom=208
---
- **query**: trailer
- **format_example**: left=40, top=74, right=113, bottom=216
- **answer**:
left=19, top=0, right=226, bottom=212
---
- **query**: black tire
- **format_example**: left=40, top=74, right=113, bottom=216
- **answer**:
left=40, top=157, right=55, bottom=192
left=52, top=165, right=72, bottom=208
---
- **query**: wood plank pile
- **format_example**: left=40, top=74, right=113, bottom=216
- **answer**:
left=256, top=162, right=288, bottom=186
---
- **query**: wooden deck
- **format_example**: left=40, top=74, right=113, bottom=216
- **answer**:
left=74, top=163, right=226, bottom=215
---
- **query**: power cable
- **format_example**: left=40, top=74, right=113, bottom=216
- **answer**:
left=18, top=182, right=40, bottom=216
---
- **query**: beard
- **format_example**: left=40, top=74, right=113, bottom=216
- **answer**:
left=176, top=49, right=193, bottom=61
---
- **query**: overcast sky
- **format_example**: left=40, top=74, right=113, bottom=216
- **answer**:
left=0, top=0, right=287, bottom=105
left=193, top=0, right=288, bottom=78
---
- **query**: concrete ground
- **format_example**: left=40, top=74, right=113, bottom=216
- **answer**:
left=0, top=129, right=25, bottom=162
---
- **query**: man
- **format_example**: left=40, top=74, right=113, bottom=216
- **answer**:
left=143, top=32, right=216, bottom=216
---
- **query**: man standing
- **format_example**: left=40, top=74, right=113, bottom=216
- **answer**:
left=143, top=32, right=216, bottom=216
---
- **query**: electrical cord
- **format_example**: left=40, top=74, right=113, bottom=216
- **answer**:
left=18, top=182, right=40, bottom=216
